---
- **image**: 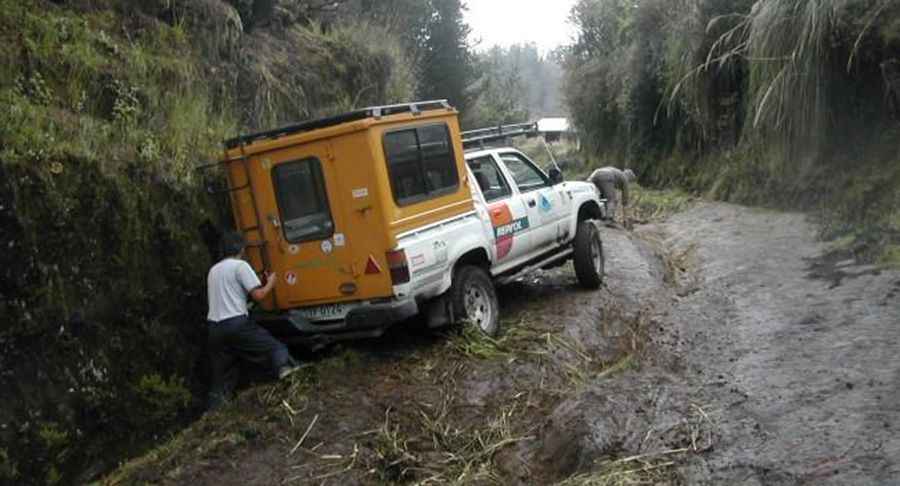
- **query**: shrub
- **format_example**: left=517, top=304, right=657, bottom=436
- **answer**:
left=130, top=374, right=193, bottom=428
left=0, top=448, right=19, bottom=481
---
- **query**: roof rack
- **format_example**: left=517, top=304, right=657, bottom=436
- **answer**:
left=461, top=122, right=538, bottom=150
left=223, top=100, right=454, bottom=150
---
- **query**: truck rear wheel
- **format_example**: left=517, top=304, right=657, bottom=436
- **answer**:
left=450, top=265, right=500, bottom=336
left=573, top=220, right=604, bottom=289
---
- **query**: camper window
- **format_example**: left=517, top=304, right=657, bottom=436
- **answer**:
left=272, top=158, right=334, bottom=243
left=384, top=123, right=459, bottom=206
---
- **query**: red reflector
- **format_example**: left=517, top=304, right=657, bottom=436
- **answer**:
left=385, top=249, right=410, bottom=284
left=365, top=255, right=382, bottom=275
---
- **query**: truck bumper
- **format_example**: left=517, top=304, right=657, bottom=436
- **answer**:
left=257, top=299, right=420, bottom=348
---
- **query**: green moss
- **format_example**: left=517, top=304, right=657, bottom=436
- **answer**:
left=631, top=185, right=694, bottom=222
left=0, top=448, right=18, bottom=481
left=131, top=374, right=193, bottom=428
left=46, top=466, right=62, bottom=485
left=879, top=245, right=900, bottom=268
left=37, top=422, right=70, bottom=451
left=0, top=1, right=417, bottom=483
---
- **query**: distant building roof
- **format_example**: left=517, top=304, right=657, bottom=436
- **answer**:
left=537, top=117, right=570, bottom=133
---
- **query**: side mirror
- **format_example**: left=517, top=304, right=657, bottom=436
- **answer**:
left=548, top=167, right=564, bottom=185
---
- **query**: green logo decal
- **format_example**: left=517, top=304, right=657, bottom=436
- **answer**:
left=494, top=217, right=530, bottom=238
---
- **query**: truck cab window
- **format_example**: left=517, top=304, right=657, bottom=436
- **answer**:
left=500, top=153, right=549, bottom=193
left=467, top=156, right=511, bottom=202
left=272, top=158, right=334, bottom=243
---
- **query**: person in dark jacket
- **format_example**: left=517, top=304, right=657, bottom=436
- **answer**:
left=206, top=231, right=299, bottom=410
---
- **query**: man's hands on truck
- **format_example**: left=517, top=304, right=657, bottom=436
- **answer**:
left=251, top=272, right=277, bottom=302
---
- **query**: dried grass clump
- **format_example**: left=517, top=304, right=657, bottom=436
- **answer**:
left=237, top=21, right=415, bottom=130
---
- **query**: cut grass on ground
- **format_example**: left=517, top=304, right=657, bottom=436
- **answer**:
left=106, top=301, right=660, bottom=484
left=630, top=185, right=695, bottom=224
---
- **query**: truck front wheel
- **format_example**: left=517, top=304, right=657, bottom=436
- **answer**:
left=573, top=220, right=604, bottom=289
left=450, top=265, right=500, bottom=336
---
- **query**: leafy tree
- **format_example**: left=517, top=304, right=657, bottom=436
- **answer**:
left=466, top=43, right=567, bottom=128
left=347, top=0, right=433, bottom=64
left=468, top=46, right=530, bottom=126
left=418, top=0, right=476, bottom=114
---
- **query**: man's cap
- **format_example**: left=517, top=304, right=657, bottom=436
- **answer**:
left=221, top=231, right=247, bottom=256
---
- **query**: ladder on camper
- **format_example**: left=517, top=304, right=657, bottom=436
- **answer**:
left=196, top=143, right=276, bottom=304
left=461, top=122, right=538, bottom=150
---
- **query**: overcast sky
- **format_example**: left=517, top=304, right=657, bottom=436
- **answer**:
left=465, top=0, right=577, bottom=54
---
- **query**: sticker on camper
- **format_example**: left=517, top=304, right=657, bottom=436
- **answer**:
left=288, top=244, right=300, bottom=255
left=321, top=239, right=334, bottom=255
left=334, top=233, right=346, bottom=247
left=285, top=272, right=297, bottom=286
left=352, top=188, right=369, bottom=199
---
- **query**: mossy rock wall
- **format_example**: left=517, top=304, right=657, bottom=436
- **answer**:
left=0, top=0, right=415, bottom=483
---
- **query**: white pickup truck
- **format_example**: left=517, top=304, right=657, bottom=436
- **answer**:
left=223, top=102, right=605, bottom=344
left=389, top=141, right=607, bottom=336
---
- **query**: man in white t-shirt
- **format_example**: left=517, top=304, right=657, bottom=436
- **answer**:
left=206, top=231, right=299, bottom=410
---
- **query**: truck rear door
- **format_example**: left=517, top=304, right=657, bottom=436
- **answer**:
left=265, top=142, right=390, bottom=319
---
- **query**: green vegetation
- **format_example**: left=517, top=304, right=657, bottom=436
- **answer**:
left=630, top=186, right=694, bottom=224
left=468, top=43, right=566, bottom=126
left=130, top=374, right=193, bottom=428
left=880, top=244, right=900, bottom=268
left=563, top=0, right=900, bottom=261
left=0, top=0, right=421, bottom=483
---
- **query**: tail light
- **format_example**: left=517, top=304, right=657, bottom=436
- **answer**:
left=385, top=249, right=410, bottom=284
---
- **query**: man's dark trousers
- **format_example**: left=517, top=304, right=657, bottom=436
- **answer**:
left=207, top=315, right=291, bottom=409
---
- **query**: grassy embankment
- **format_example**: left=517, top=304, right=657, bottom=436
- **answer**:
left=0, top=3, right=227, bottom=483
left=563, top=0, right=900, bottom=267
left=0, top=1, right=414, bottom=483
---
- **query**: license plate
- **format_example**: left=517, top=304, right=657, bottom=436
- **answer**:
left=294, top=302, right=359, bottom=322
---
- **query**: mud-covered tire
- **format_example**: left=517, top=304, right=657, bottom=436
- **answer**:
left=573, top=220, right=604, bottom=289
left=450, top=265, right=500, bottom=336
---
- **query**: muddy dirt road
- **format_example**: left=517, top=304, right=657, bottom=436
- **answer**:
left=652, top=203, right=900, bottom=484
left=111, top=202, right=900, bottom=485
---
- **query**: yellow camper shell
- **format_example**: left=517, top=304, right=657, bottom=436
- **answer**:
left=220, top=100, right=474, bottom=314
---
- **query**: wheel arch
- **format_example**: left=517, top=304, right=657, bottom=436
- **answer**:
left=577, top=200, right=603, bottom=223
left=453, top=247, right=491, bottom=272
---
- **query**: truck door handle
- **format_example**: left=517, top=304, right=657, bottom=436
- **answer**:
left=527, top=199, right=536, bottom=208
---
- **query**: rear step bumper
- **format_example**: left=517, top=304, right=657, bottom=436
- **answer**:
left=258, top=298, right=419, bottom=347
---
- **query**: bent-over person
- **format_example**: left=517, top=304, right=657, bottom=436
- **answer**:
left=587, top=167, right=636, bottom=225
left=206, top=231, right=299, bottom=410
